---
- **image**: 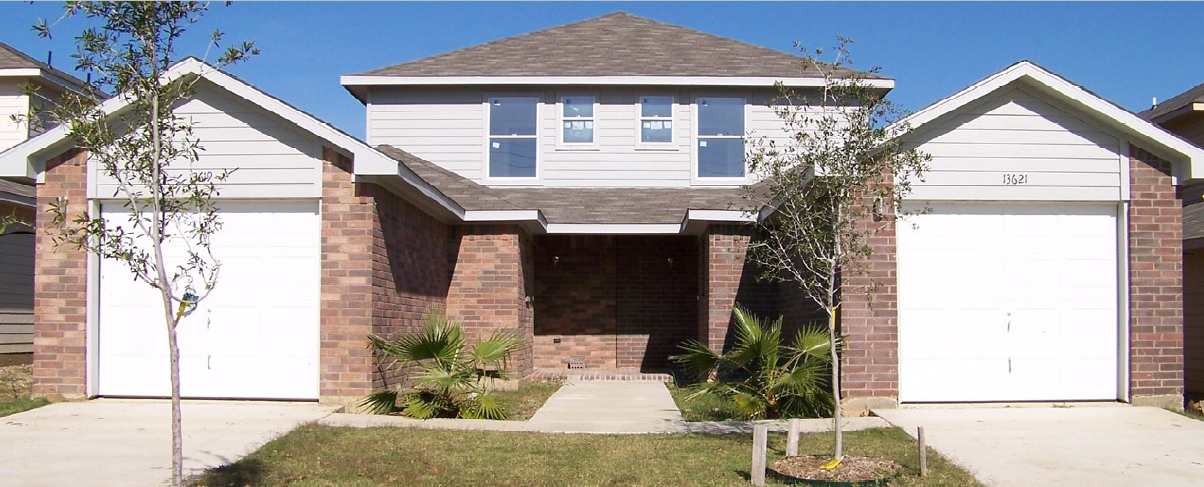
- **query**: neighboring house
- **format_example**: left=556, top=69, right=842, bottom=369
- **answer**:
left=1141, top=83, right=1204, bottom=401
left=0, top=42, right=91, bottom=365
left=0, top=13, right=1197, bottom=411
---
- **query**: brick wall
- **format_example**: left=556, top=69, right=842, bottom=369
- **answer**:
left=319, top=147, right=452, bottom=406
left=533, top=235, right=617, bottom=369
left=533, top=235, right=697, bottom=371
left=698, top=226, right=751, bottom=354
left=364, top=183, right=451, bottom=390
left=31, top=149, right=88, bottom=399
left=446, top=225, right=535, bottom=378
left=1184, top=251, right=1204, bottom=398
left=840, top=198, right=900, bottom=407
left=319, top=148, right=376, bottom=404
left=1129, top=147, right=1183, bottom=405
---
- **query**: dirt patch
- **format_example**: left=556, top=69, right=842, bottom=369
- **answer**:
left=0, top=364, right=33, bottom=399
left=771, top=455, right=900, bottom=483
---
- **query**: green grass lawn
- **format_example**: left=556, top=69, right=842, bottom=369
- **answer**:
left=491, top=380, right=563, bottom=420
left=0, top=396, right=49, bottom=417
left=0, top=364, right=47, bottom=418
left=667, top=382, right=750, bottom=421
left=190, top=426, right=981, bottom=487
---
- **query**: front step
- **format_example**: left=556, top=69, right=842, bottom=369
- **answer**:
left=532, top=368, right=672, bottom=382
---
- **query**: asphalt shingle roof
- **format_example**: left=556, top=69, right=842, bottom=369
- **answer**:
left=0, top=41, right=91, bottom=92
left=355, top=12, right=885, bottom=80
left=376, top=144, right=752, bottom=225
left=1142, top=81, right=1204, bottom=122
left=0, top=179, right=34, bottom=199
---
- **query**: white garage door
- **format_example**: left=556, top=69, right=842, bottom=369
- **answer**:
left=897, top=202, right=1119, bottom=402
left=98, top=200, right=320, bottom=399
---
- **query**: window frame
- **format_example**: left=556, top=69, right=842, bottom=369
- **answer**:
left=556, top=93, right=599, bottom=150
left=692, top=95, right=749, bottom=183
left=483, top=93, right=542, bottom=182
left=635, top=94, right=677, bottom=150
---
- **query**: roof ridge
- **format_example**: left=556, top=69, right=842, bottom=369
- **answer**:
left=355, top=12, right=631, bottom=76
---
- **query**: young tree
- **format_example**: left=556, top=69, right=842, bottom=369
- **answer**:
left=30, top=3, right=257, bottom=485
left=743, top=38, right=929, bottom=459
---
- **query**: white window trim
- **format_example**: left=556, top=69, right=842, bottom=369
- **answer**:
left=556, top=93, right=599, bottom=150
left=635, top=94, right=677, bottom=151
left=692, top=94, right=751, bottom=185
left=483, top=92, right=542, bottom=183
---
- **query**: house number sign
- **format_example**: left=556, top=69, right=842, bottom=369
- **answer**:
left=1002, top=173, right=1029, bottom=185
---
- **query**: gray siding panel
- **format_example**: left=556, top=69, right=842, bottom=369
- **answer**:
left=0, top=232, right=32, bottom=355
left=366, top=86, right=799, bottom=187
left=907, top=86, right=1123, bottom=202
left=92, top=82, right=324, bottom=199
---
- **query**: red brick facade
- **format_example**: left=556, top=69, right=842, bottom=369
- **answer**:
left=31, top=149, right=89, bottom=399
left=698, top=226, right=754, bottom=354
left=446, top=225, right=535, bottom=378
left=840, top=200, right=900, bottom=407
left=532, top=235, right=698, bottom=371
left=1128, top=147, right=1184, bottom=405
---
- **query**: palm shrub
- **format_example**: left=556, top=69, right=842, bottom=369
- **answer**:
left=362, top=311, right=521, bottom=419
left=671, top=305, right=835, bottom=419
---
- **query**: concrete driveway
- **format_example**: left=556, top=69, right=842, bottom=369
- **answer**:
left=0, top=399, right=336, bottom=487
left=874, top=406, right=1204, bottom=486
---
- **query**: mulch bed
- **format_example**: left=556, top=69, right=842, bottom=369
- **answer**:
left=771, top=455, right=900, bottom=484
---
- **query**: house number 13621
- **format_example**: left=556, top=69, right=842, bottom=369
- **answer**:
left=1003, top=173, right=1028, bottom=185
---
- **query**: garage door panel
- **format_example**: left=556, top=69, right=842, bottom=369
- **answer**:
left=99, top=201, right=320, bottom=400
left=898, top=202, right=1119, bottom=402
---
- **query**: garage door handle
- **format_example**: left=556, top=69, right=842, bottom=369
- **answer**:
left=207, top=355, right=211, bottom=370
left=1008, top=358, right=1012, bottom=373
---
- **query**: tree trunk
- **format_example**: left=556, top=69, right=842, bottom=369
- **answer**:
left=829, top=309, right=842, bottom=458
left=163, top=301, right=183, bottom=487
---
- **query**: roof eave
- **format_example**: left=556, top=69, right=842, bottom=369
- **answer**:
left=340, top=75, right=895, bottom=90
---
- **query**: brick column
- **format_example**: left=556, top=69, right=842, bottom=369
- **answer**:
left=319, top=147, right=375, bottom=408
left=32, top=149, right=89, bottom=399
left=447, top=225, right=535, bottom=378
left=840, top=201, right=900, bottom=414
left=698, top=225, right=753, bottom=354
left=1128, top=146, right=1183, bottom=408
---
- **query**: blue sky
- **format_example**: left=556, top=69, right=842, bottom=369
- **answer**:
left=2, top=2, right=1202, bottom=139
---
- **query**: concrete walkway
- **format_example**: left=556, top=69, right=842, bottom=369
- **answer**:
left=874, top=406, right=1204, bottom=487
left=0, top=399, right=336, bottom=487
left=322, top=380, right=890, bottom=434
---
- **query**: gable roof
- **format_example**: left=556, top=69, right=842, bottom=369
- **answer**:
left=898, top=60, right=1204, bottom=184
left=1140, top=81, right=1204, bottom=124
left=341, top=12, right=892, bottom=100
left=0, top=41, right=93, bottom=94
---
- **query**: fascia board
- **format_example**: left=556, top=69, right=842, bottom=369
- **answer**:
left=342, top=75, right=894, bottom=90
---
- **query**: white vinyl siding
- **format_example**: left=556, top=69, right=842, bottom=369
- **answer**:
left=91, top=81, right=323, bottom=199
left=367, top=87, right=806, bottom=187
left=0, top=82, right=29, bottom=152
left=907, top=86, right=1124, bottom=201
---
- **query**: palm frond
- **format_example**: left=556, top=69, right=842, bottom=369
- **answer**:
left=463, top=394, right=507, bottom=420
left=473, top=330, right=520, bottom=365
left=671, top=339, right=723, bottom=381
left=358, top=390, right=400, bottom=415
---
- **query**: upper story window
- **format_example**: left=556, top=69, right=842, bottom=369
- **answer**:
left=560, top=96, right=595, bottom=145
left=488, top=96, right=538, bottom=178
left=639, top=96, right=673, bottom=145
left=697, top=97, right=745, bottom=178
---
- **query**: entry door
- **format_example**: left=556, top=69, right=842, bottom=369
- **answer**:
left=97, top=200, right=321, bottom=399
left=897, top=202, right=1119, bottom=402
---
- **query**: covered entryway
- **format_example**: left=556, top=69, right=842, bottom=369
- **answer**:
left=97, top=200, right=321, bottom=399
left=896, top=202, right=1121, bottom=402
left=532, top=235, right=698, bottom=372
